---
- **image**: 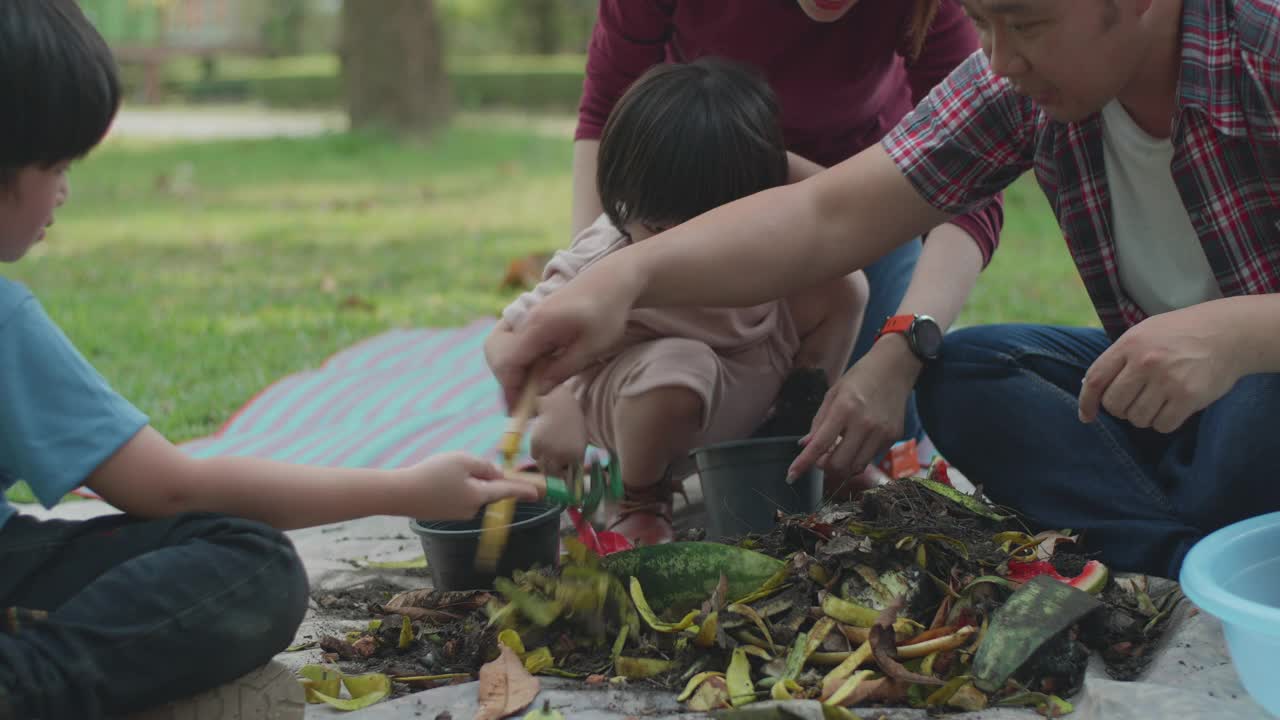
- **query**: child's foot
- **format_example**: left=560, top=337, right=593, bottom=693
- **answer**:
left=607, top=482, right=674, bottom=546
left=128, top=660, right=304, bottom=720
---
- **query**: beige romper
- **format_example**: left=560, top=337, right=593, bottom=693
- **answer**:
left=502, top=216, right=800, bottom=453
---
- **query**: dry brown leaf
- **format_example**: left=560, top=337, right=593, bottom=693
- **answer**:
left=352, top=635, right=379, bottom=658
left=319, top=635, right=360, bottom=660
left=870, top=597, right=944, bottom=687
left=378, top=606, right=458, bottom=623
left=1032, top=531, right=1077, bottom=561
left=869, top=625, right=942, bottom=686
left=501, top=253, right=551, bottom=290
left=930, top=592, right=954, bottom=630
left=379, top=590, right=491, bottom=622
left=474, top=644, right=539, bottom=720
left=704, top=574, right=730, bottom=613
left=340, top=294, right=376, bottom=312
left=386, top=589, right=491, bottom=610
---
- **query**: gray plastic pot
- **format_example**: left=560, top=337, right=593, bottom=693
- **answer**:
left=410, top=501, right=563, bottom=591
left=691, top=435, right=823, bottom=541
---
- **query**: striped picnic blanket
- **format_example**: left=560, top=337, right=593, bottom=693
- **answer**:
left=181, top=318, right=524, bottom=467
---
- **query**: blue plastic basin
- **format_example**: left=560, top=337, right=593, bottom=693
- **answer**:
left=1180, top=511, right=1280, bottom=716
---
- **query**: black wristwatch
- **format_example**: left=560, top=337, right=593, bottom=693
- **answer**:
left=875, top=314, right=943, bottom=363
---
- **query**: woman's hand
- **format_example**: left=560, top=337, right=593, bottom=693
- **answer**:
left=499, top=260, right=641, bottom=407
left=789, top=335, right=921, bottom=481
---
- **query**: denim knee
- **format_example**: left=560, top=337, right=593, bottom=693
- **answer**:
left=236, top=523, right=309, bottom=657
left=184, top=515, right=310, bottom=662
left=1181, top=374, right=1280, bottom=529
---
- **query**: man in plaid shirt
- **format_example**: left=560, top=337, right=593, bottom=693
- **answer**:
left=492, top=0, right=1280, bottom=579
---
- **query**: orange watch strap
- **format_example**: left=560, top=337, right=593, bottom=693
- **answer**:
left=876, top=314, right=915, bottom=340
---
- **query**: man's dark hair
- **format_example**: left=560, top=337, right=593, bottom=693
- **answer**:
left=0, top=0, right=121, bottom=188
left=597, top=57, right=787, bottom=233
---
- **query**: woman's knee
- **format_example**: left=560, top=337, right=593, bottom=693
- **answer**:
left=617, top=338, right=717, bottom=422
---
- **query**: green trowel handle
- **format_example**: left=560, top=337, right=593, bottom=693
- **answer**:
left=519, top=462, right=623, bottom=512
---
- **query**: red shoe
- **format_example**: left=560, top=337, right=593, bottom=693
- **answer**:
left=607, top=482, right=674, bottom=546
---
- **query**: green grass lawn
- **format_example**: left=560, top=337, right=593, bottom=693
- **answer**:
left=2, top=119, right=1096, bottom=451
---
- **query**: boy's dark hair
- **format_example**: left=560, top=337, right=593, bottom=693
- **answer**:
left=598, top=57, right=787, bottom=233
left=0, top=0, right=121, bottom=188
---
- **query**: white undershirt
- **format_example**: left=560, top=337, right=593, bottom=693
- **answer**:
left=1100, top=100, right=1222, bottom=316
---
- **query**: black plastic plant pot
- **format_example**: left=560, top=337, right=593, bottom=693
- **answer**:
left=410, top=501, right=563, bottom=591
left=691, top=436, right=823, bottom=541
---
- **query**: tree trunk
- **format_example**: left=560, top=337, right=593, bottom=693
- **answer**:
left=526, top=0, right=560, bottom=55
left=340, top=0, right=450, bottom=137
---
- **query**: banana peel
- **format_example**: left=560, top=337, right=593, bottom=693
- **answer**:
left=297, top=665, right=391, bottom=711
left=615, top=656, right=677, bottom=679
left=631, top=577, right=700, bottom=633
left=726, top=646, right=755, bottom=707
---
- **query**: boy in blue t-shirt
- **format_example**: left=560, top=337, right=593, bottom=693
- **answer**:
left=0, top=2, right=538, bottom=718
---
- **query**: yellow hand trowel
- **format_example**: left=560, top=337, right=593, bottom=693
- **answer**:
left=475, top=362, right=546, bottom=572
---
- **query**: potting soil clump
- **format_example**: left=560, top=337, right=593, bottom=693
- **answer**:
left=298, top=475, right=1182, bottom=716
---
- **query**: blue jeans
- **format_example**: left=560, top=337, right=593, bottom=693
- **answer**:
left=0, top=512, right=310, bottom=719
left=917, top=324, right=1280, bottom=578
left=850, top=237, right=924, bottom=444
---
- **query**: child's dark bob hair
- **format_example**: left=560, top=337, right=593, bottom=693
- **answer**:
left=0, top=0, right=121, bottom=187
left=597, top=57, right=787, bottom=233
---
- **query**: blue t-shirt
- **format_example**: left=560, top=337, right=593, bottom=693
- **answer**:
left=0, top=277, right=148, bottom=529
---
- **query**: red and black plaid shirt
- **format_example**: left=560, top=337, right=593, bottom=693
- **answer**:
left=883, top=0, right=1280, bottom=340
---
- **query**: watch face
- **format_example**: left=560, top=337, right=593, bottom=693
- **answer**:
left=912, top=317, right=944, bottom=359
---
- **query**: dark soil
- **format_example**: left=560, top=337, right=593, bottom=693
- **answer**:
left=314, top=612, right=500, bottom=699
left=1084, top=578, right=1184, bottom=680
left=1051, top=552, right=1092, bottom=577
left=751, top=367, right=828, bottom=438
left=313, top=579, right=416, bottom=620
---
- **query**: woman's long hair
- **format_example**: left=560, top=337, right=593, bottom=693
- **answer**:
left=906, top=0, right=942, bottom=61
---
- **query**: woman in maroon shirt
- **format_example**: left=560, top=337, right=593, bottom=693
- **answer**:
left=567, top=0, right=1003, bottom=522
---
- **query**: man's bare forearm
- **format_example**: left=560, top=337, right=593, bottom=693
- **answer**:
left=787, top=151, right=826, bottom=184
left=863, top=221, right=985, bottom=377
left=896, top=222, right=984, bottom=332
left=623, top=146, right=950, bottom=309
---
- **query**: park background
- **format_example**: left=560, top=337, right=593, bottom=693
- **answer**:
left=6, top=0, right=1094, bottom=475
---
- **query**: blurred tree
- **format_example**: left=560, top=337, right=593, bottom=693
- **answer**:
left=527, top=0, right=558, bottom=55
left=340, top=0, right=450, bottom=137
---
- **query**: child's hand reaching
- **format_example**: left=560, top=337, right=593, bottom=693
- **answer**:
left=529, top=385, right=589, bottom=477
left=411, top=452, right=540, bottom=520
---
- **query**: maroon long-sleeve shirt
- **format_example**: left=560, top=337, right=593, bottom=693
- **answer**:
left=576, top=0, right=1003, bottom=263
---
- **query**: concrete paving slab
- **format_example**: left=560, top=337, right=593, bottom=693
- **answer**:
left=303, top=678, right=684, bottom=720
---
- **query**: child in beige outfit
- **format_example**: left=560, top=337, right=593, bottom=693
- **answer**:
left=486, top=58, right=866, bottom=545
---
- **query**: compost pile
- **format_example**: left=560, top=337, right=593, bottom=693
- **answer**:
left=303, top=475, right=1182, bottom=716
